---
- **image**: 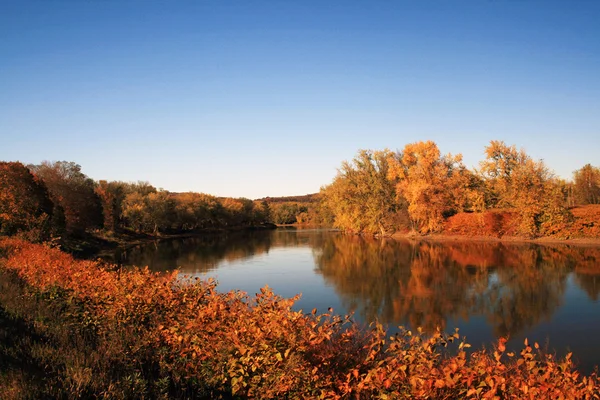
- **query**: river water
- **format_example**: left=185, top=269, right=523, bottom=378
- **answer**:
left=114, top=227, right=600, bottom=373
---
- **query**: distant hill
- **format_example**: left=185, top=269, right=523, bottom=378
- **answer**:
left=255, top=193, right=319, bottom=203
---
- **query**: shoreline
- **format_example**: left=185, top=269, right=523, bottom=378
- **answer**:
left=68, top=223, right=278, bottom=258
left=71, top=224, right=600, bottom=259
left=389, top=232, right=600, bottom=247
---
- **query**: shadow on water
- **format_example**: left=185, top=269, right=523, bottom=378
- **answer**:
left=114, top=229, right=600, bottom=373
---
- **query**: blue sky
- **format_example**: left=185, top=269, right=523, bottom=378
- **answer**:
left=1, top=1, right=599, bottom=199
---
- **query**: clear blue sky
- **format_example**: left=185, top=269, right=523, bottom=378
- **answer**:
left=1, top=1, right=599, bottom=199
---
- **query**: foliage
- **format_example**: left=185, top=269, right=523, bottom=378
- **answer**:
left=122, top=190, right=177, bottom=234
left=259, top=193, right=331, bottom=226
left=267, top=198, right=332, bottom=226
left=1, top=238, right=599, bottom=399
left=564, top=205, right=600, bottom=239
left=94, top=180, right=129, bottom=231
left=322, top=150, right=406, bottom=235
left=1, top=145, right=598, bottom=241
left=573, top=164, right=600, bottom=205
left=444, top=210, right=519, bottom=238
left=269, top=202, right=308, bottom=224
left=1, top=161, right=277, bottom=240
left=28, top=161, right=103, bottom=235
left=0, top=162, right=54, bottom=241
left=479, top=141, right=572, bottom=237
left=388, top=141, right=474, bottom=234
left=319, top=140, right=580, bottom=238
left=121, top=190, right=268, bottom=234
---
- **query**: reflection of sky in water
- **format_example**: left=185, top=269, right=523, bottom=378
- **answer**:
left=194, top=247, right=346, bottom=316
left=121, top=230, right=600, bottom=374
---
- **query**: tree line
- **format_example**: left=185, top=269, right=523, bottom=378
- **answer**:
left=2, top=142, right=598, bottom=242
left=320, top=140, right=600, bottom=237
left=0, top=161, right=273, bottom=242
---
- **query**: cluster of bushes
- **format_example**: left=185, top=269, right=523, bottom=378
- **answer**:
left=0, top=238, right=598, bottom=399
left=444, top=206, right=600, bottom=240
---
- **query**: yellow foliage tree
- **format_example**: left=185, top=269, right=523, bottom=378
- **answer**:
left=321, top=149, right=404, bottom=236
left=388, top=141, right=469, bottom=234
left=479, top=141, right=571, bottom=237
left=573, top=164, right=600, bottom=205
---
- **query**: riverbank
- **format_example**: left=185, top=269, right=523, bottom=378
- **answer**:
left=390, top=232, right=600, bottom=247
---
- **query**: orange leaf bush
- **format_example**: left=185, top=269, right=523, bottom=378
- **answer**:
left=0, top=237, right=599, bottom=399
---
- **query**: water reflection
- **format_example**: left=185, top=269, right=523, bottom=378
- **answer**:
left=314, top=237, right=600, bottom=338
left=114, top=229, right=331, bottom=274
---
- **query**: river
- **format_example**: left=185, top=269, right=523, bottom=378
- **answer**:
left=113, top=227, right=600, bottom=373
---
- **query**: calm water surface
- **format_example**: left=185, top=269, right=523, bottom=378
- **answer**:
left=115, top=228, right=600, bottom=373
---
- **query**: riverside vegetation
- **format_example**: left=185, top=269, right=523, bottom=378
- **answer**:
left=1, top=238, right=599, bottom=399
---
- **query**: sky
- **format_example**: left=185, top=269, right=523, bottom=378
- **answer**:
left=1, top=1, right=599, bottom=199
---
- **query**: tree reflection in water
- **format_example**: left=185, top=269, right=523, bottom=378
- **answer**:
left=115, top=230, right=600, bottom=340
left=314, top=235, right=600, bottom=338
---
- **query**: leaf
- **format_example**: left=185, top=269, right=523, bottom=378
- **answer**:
left=497, top=338, right=506, bottom=353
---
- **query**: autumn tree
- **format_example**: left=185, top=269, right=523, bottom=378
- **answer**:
left=124, top=181, right=157, bottom=196
left=322, top=149, right=403, bottom=236
left=122, top=190, right=176, bottom=234
left=479, top=141, right=530, bottom=208
left=197, top=193, right=225, bottom=228
left=172, top=192, right=225, bottom=229
left=251, top=201, right=271, bottom=224
left=121, top=192, right=146, bottom=232
left=145, top=191, right=176, bottom=234
left=95, top=180, right=131, bottom=231
left=573, top=164, right=600, bottom=205
left=29, top=161, right=103, bottom=235
left=479, top=141, right=571, bottom=237
left=387, top=141, right=470, bottom=234
left=0, top=162, right=54, bottom=241
left=173, top=192, right=211, bottom=231
left=269, top=202, right=307, bottom=225
left=121, top=190, right=264, bottom=234
left=220, top=197, right=255, bottom=227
